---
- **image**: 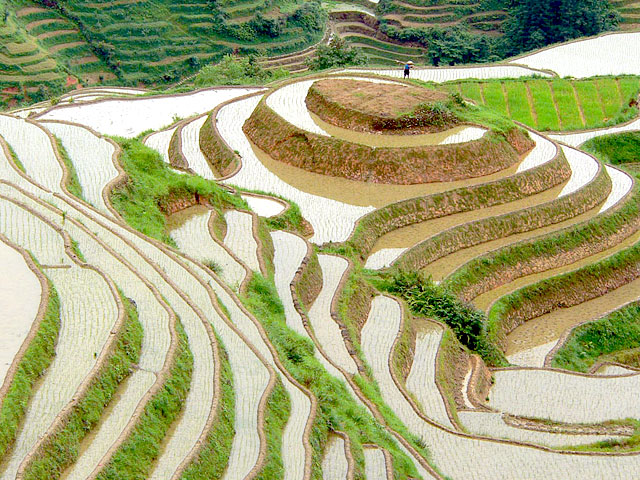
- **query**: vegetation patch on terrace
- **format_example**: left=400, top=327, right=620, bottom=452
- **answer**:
left=439, top=76, right=640, bottom=132
left=109, top=137, right=247, bottom=245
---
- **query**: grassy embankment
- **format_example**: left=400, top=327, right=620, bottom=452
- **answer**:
left=22, top=295, right=143, bottom=479
left=583, top=131, right=640, bottom=167
left=444, top=183, right=640, bottom=300
left=109, top=138, right=247, bottom=244
left=552, top=302, right=640, bottom=372
left=245, top=89, right=533, bottom=184
left=546, top=135, right=640, bottom=373
left=242, top=273, right=432, bottom=479
left=440, top=76, right=640, bottom=131
left=0, top=280, right=59, bottom=459
left=95, top=321, right=192, bottom=480
left=486, top=231, right=640, bottom=351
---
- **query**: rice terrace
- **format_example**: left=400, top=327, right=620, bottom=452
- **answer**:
left=4, top=0, right=640, bottom=478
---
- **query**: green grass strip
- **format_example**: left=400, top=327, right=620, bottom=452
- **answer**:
left=54, top=137, right=84, bottom=201
left=22, top=295, right=143, bottom=480
left=551, top=79, right=583, bottom=130
left=0, top=280, right=60, bottom=460
left=596, top=78, right=622, bottom=120
left=505, top=81, right=535, bottom=128
left=552, top=302, right=640, bottom=372
left=5, top=143, right=26, bottom=173
left=256, top=379, right=290, bottom=479
left=179, top=335, right=234, bottom=480
left=241, top=273, right=429, bottom=479
left=527, top=79, right=560, bottom=130
left=458, top=82, right=484, bottom=105
left=480, top=82, right=507, bottom=117
left=95, top=320, right=193, bottom=480
left=110, top=138, right=246, bottom=245
left=574, top=80, right=605, bottom=127
left=583, top=132, right=640, bottom=166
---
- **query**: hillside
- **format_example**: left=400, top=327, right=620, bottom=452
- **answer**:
left=0, top=0, right=325, bottom=105
left=3, top=33, right=640, bottom=477
left=1, top=0, right=639, bottom=106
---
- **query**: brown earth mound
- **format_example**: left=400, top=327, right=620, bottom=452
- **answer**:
left=306, top=79, right=455, bottom=134
left=243, top=100, right=534, bottom=185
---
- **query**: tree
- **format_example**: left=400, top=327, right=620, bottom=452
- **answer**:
left=502, top=0, right=620, bottom=56
left=307, top=36, right=366, bottom=70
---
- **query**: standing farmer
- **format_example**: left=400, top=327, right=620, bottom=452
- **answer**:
left=403, top=60, right=413, bottom=78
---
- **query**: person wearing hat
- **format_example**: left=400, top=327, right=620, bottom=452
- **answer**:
left=403, top=60, right=413, bottom=78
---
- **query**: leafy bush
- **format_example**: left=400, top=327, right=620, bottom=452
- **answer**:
left=307, top=36, right=366, bottom=70
left=287, top=1, right=326, bottom=32
left=194, top=54, right=288, bottom=86
left=380, top=271, right=505, bottom=364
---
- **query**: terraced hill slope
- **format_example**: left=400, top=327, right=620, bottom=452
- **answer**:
left=3, top=31, right=640, bottom=480
left=0, top=0, right=325, bottom=105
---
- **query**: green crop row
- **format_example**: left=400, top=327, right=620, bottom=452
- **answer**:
left=444, top=76, right=640, bottom=131
left=22, top=295, right=143, bottom=480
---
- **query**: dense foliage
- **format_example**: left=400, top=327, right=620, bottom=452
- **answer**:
left=194, top=54, right=288, bottom=86
left=207, top=0, right=326, bottom=42
left=502, top=0, right=620, bottom=56
left=307, top=36, right=366, bottom=70
left=379, top=0, right=619, bottom=65
left=381, top=271, right=505, bottom=364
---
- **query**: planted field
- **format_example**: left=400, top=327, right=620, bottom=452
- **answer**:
left=4, top=54, right=640, bottom=480
left=445, top=77, right=640, bottom=131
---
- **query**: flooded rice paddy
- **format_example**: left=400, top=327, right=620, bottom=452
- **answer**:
left=249, top=140, right=520, bottom=208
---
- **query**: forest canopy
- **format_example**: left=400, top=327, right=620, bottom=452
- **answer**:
left=502, top=0, right=620, bottom=56
left=380, top=0, right=620, bottom=66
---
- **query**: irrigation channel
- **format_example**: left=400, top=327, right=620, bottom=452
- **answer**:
left=2, top=32, right=640, bottom=479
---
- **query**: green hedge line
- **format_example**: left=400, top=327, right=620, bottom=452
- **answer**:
left=346, top=146, right=570, bottom=258
left=488, top=235, right=640, bottom=351
left=395, top=164, right=611, bottom=272
left=445, top=183, right=640, bottom=300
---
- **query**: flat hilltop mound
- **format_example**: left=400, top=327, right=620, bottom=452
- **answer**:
left=245, top=78, right=535, bottom=184
left=306, top=78, right=454, bottom=134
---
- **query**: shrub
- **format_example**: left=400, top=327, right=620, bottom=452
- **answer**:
left=194, top=54, right=288, bottom=86
left=307, top=37, right=366, bottom=70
